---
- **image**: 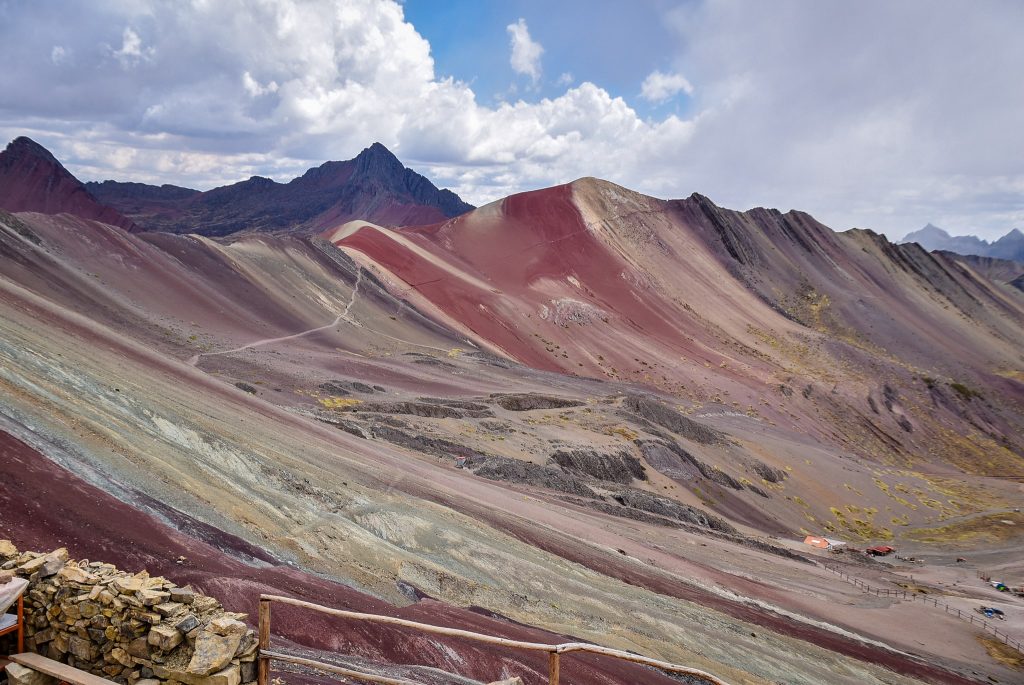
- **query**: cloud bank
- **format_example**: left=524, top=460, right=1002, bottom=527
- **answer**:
left=0, top=0, right=1020, bottom=239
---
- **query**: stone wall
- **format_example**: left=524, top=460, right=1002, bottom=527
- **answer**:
left=1, top=542, right=257, bottom=685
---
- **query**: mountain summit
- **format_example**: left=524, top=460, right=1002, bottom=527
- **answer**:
left=0, top=137, right=137, bottom=231
left=902, top=223, right=1023, bottom=262
left=87, top=142, right=474, bottom=235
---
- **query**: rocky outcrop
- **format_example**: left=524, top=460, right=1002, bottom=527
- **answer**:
left=622, top=396, right=724, bottom=445
left=468, top=456, right=598, bottom=498
left=548, top=449, right=646, bottom=484
left=490, top=394, right=584, bottom=412
left=1, top=543, right=256, bottom=685
left=636, top=441, right=742, bottom=490
left=609, top=490, right=736, bottom=533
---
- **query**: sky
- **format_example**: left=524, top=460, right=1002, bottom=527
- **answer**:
left=0, top=0, right=1021, bottom=240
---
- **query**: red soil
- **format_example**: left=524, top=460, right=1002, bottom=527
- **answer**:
left=0, top=430, right=697, bottom=685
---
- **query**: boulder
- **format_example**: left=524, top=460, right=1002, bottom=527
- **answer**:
left=0, top=539, right=18, bottom=559
left=187, top=630, right=243, bottom=675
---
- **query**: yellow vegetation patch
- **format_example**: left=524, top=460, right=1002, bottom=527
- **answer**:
left=447, top=347, right=464, bottom=358
left=606, top=426, right=639, bottom=441
left=907, top=512, right=1024, bottom=545
left=319, top=397, right=363, bottom=409
left=977, top=635, right=1023, bottom=670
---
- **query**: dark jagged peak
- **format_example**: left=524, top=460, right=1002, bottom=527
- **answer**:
left=4, top=136, right=60, bottom=165
left=89, top=142, right=474, bottom=235
left=0, top=136, right=137, bottom=231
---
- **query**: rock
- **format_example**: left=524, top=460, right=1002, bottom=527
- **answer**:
left=191, top=596, right=220, bottom=614
left=32, top=628, right=55, bottom=644
left=155, top=602, right=183, bottom=617
left=168, top=587, right=195, bottom=604
left=18, top=556, right=47, bottom=575
left=239, top=661, right=257, bottom=683
left=135, top=679, right=161, bottom=685
left=0, top=539, right=18, bottom=559
left=5, top=663, right=58, bottom=685
left=187, top=630, right=243, bottom=675
left=51, top=630, right=69, bottom=651
left=39, top=549, right=69, bottom=576
left=113, top=577, right=145, bottom=595
left=234, top=631, right=257, bottom=659
left=207, top=617, right=247, bottom=637
left=138, top=589, right=170, bottom=606
left=174, top=614, right=200, bottom=633
left=156, top=664, right=240, bottom=685
left=0, top=569, right=13, bottom=583
left=58, top=566, right=98, bottom=584
left=111, top=647, right=134, bottom=667
left=148, top=624, right=183, bottom=651
left=127, top=636, right=151, bottom=659
left=69, top=635, right=95, bottom=661
left=78, top=601, right=101, bottom=618
left=132, top=610, right=161, bottom=624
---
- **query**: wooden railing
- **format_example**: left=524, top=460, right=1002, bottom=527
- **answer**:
left=257, top=594, right=731, bottom=685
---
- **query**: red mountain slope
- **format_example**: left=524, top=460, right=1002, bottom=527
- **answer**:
left=0, top=137, right=137, bottom=231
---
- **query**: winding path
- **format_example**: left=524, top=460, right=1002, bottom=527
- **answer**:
left=187, top=266, right=455, bottom=365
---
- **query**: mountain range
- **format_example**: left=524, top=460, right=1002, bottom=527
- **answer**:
left=902, top=222, right=1024, bottom=263
left=1, top=137, right=1022, bottom=685
left=0, top=137, right=473, bottom=236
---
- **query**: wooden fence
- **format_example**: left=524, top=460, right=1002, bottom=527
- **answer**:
left=256, top=594, right=731, bottom=685
left=822, top=565, right=1023, bottom=653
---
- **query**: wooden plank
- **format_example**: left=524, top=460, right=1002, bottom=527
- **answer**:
left=548, top=652, right=560, bottom=685
left=10, top=653, right=114, bottom=685
left=257, top=599, right=270, bottom=685
left=261, top=594, right=553, bottom=653
left=261, top=594, right=731, bottom=685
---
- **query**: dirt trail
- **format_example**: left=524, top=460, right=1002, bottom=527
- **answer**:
left=187, top=265, right=453, bottom=365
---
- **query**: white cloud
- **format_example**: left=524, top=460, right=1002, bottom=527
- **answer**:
left=50, top=46, right=69, bottom=65
left=1, top=1, right=1022, bottom=240
left=242, top=72, right=278, bottom=97
left=506, top=18, right=543, bottom=83
left=556, top=72, right=574, bottom=87
left=640, top=70, right=693, bottom=102
left=111, top=27, right=154, bottom=68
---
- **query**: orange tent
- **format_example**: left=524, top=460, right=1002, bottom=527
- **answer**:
left=803, top=535, right=830, bottom=549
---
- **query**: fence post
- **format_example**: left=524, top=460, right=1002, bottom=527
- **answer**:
left=549, top=652, right=560, bottom=685
left=258, top=599, right=271, bottom=685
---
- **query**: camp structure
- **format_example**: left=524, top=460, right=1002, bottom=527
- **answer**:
left=803, top=535, right=846, bottom=550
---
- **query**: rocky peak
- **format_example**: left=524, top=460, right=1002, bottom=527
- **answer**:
left=3, top=136, right=60, bottom=165
left=0, top=136, right=137, bottom=231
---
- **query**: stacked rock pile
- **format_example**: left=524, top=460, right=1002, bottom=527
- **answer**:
left=1, top=541, right=256, bottom=685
